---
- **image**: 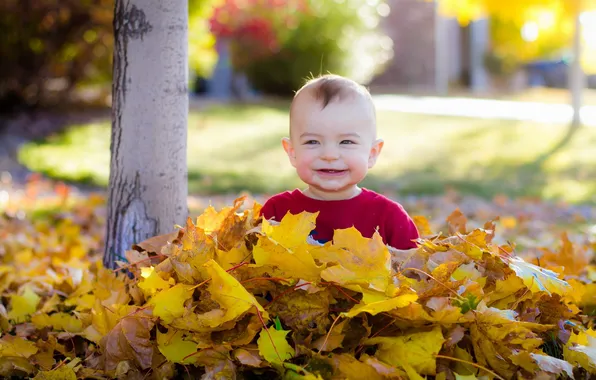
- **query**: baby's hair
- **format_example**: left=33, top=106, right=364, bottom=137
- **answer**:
left=293, top=74, right=372, bottom=110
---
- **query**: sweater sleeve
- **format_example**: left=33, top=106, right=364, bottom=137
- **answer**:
left=384, top=203, right=420, bottom=250
left=260, top=197, right=277, bottom=220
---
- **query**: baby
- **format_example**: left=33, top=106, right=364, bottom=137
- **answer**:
left=260, top=74, right=419, bottom=250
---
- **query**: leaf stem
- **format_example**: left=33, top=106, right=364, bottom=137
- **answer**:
left=399, top=267, right=465, bottom=301
left=241, top=277, right=291, bottom=284
left=322, top=282, right=360, bottom=304
left=434, top=354, right=506, bottom=380
left=111, top=254, right=167, bottom=273
left=254, top=304, right=283, bottom=363
left=319, top=314, right=342, bottom=352
left=189, top=261, right=250, bottom=290
left=265, top=282, right=311, bottom=307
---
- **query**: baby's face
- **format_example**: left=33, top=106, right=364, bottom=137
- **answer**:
left=283, top=94, right=383, bottom=200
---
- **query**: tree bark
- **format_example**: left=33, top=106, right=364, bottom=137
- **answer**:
left=104, top=0, right=188, bottom=268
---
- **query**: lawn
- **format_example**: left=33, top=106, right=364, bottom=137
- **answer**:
left=17, top=101, right=596, bottom=204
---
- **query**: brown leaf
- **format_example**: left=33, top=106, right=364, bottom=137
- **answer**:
left=447, top=209, right=467, bottom=235
left=445, top=326, right=466, bottom=347
left=132, top=230, right=182, bottom=255
left=102, top=314, right=155, bottom=371
left=233, top=347, right=264, bottom=367
left=268, top=289, right=331, bottom=335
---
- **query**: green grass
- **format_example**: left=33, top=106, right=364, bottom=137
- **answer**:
left=18, top=102, right=596, bottom=204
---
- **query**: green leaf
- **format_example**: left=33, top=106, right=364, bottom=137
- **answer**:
left=257, top=326, right=295, bottom=364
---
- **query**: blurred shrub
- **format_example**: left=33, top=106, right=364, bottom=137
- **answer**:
left=484, top=51, right=520, bottom=77
left=0, top=0, right=114, bottom=113
left=0, top=0, right=216, bottom=114
left=210, top=0, right=393, bottom=96
left=189, top=0, right=219, bottom=78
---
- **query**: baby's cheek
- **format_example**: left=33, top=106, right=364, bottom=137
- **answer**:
left=296, top=166, right=313, bottom=181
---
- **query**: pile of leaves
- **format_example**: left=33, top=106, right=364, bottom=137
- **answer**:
left=0, top=195, right=595, bottom=379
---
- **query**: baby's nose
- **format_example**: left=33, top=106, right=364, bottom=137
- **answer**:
left=320, top=146, right=340, bottom=160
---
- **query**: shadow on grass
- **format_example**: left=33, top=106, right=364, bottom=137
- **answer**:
left=364, top=124, right=596, bottom=204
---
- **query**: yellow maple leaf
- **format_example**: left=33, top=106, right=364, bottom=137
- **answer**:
left=196, top=196, right=251, bottom=251
left=448, top=229, right=491, bottom=260
left=564, top=328, right=596, bottom=373
left=63, top=273, right=95, bottom=311
left=216, top=246, right=249, bottom=270
left=506, top=256, right=571, bottom=296
left=83, top=300, right=135, bottom=345
left=202, top=259, right=267, bottom=327
left=253, top=236, right=322, bottom=282
left=197, top=206, right=230, bottom=235
left=452, top=262, right=486, bottom=288
left=315, top=228, right=391, bottom=292
left=342, top=293, right=418, bottom=318
left=538, top=232, right=591, bottom=276
left=257, top=326, right=295, bottom=364
left=169, top=311, right=221, bottom=334
left=485, top=275, right=527, bottom=309
left=0, top=335, right=38, bottom=358
left=261, top=211, right=318, bottom=249
left=453, top=346, right=477, bottom=376
left=412, top=215, right=433, bottom=237
left=328, top=353, right=386, bottom=380
left=365, top=326, right=445, bottom=375
left=196, top=195, right=245, bottom=235
left=149, top=283, right=194, bottom=324
left=426, top=297, right=467, bottom=324
left=31, top=312, right=84, bottom=333
left=138, top=266, right=175, bottom=297
left=94, top=267, right=130, bottom=307
left=470, top=307, right=554, bottom=379
left=32, top=366, right=77, bottom=380
left=8, top=286, right=40, bottom=323
left=157, top=329, right=198, bottom=365
left=178, top=218, right=216, bottom=281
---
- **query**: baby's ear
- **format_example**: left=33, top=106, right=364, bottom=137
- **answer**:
left=368, top=139, right=384, bottom=168
left=282, top=137, right=297, bottom=167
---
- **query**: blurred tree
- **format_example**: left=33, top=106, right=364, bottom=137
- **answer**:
left=439, top=0, right=594, bottom=129
left=189, top=0, right=218, bottom=79
left=0, top=0, right=113, bottom=113
left=209, top=0, right=393, bottom=95
left=104, top=0, right=188, bottom=269
left=488, top=7, right=571, bottom=65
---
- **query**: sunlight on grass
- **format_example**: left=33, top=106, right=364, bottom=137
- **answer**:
left=17, top=102, right=596, bottom=204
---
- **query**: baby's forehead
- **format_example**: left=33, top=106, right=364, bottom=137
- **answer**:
left=291, top=90, right=375, bottom=120
left=290, top=96, right=376, bottom=137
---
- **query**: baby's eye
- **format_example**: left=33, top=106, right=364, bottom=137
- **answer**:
left=340, top=140, right=356, bottom=145
left=303, top=140, right=319, bottom=145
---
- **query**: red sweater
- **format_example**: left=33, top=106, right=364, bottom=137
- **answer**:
left=260, top=188, right=419, bottom=249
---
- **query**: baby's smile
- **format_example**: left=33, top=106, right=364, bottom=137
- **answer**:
left=316, top=169, right=348, bottom=177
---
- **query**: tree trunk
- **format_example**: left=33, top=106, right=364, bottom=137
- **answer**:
left=434, top=3, right=449, bottom=96
left=104, top=0, right=188, bottom=269
left=570, top=5, right=584, bottom=129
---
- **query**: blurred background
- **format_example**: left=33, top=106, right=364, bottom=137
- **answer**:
left=1, top=0, right=595, bottom=234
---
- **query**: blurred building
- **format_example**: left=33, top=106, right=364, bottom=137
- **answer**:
left=371, top=0, right=490, bottom=94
